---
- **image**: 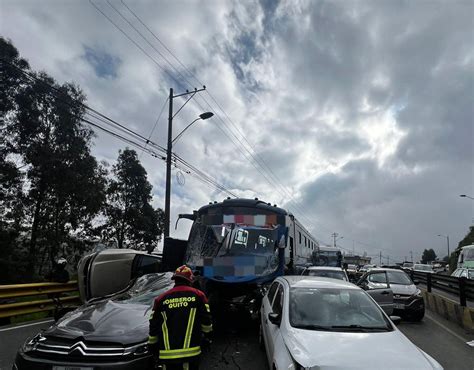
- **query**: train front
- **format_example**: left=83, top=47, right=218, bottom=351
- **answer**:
left=184, top=199, right=288, bottom=311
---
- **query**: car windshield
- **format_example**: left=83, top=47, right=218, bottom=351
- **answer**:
left=465, top=248, right=474, bottom=260
left=469, top=270, right=474, bottom=279
left=289, top=288, right=391, bottom=332
left=304, top=269, right=346, bottom=281
left=386, top=271, right=412, bottom=285
left=112, top=272, right=174, bottom=305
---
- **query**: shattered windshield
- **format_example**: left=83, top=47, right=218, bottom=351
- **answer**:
left=112, top=272, right=174, bottom=305
left=187, top=223, right=279, bottom=258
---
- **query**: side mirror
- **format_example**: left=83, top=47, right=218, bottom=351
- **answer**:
left=389, top=315, right=402, bottom=325
left=278, top=235, right=286, bottom=249
left=268, top=312, right=281, bottom=326
left=413, top=280, right=420, bottom=285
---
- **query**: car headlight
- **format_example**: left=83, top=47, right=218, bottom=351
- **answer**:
left=128, top=342, right=149, bottom=356
left=289, top=362, right=309, bottom=370
left=22, top=333, right=46, bottom=353
left=413, top=289, right=422, bottom=298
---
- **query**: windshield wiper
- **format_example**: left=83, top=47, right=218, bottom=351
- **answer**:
left=330, top=325, right=390, bottom=332
left=293, top=324, right=332, bottom=331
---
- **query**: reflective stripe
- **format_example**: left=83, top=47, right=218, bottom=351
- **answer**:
left=163, top=365, right=166, bottom=370
left=149, top=311, right=154, bottom=320
left=159, top=346, right=201, bottom=359
left=148, top=335, right=158, bottom=344
left=161, top=311, right=170, bottom=350
left=201, top=324, right=212, bottom=333
left=184, top=308, right=196, bottom=349
left=205, top=303, right=210, bottom=312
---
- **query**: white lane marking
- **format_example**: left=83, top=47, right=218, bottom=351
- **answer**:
left=0, top=319, right=53, bottom=332
left=425, top=313, right=471, bottom=344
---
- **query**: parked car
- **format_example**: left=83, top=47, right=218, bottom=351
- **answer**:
left=413, top=264, right=435, bottom=274
left=259, top=276, right=442, bottom=370
left=451, top=267, right=474, bottom=280
left=78, top=248, right=162, bottom=302
left=15, top=272, right=173, bottom=370
left=301, top=266, right=349, bottom=281
left=358, top=268, right=425, bottom=321
left=402, top=262, right=414, bottom=270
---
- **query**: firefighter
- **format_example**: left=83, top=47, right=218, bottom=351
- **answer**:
left=148, top=265, right=212, bottom=370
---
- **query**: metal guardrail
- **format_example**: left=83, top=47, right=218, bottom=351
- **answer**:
left=407, top=270, right=473, bottom=307
left=0, top=281, right=81, bottom=319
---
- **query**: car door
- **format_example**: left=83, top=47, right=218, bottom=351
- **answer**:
left=265, top=283, right=284, bottom=364
left=261, top=282, right=279, bottom=357
left=358, top=271, right=394, bottom=315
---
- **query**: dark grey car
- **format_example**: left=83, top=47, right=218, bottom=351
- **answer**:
left=15, top=273, right=173, bottom=370
left=358, top=268, right=424, bottom=321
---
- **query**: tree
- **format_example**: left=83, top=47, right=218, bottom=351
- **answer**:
left=1, top=37, right=107, bottom=279
left=104, top=148, right=163, bottom=250
left=421, top=249, right=437, bottom=264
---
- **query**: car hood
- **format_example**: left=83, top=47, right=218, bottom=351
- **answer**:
left=282, top=326, right=437, bottom=369
left=44, top=300, right=151, bottom=345
left=390, top=284, right=417, bottom=295
left=42, top=272, right=174, bottom=345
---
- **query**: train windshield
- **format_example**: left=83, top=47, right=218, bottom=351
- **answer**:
left=187, top=223, right=279, bottom=258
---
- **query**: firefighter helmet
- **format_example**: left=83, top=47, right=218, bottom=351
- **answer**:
left=172, top=265, right=194, bottom=283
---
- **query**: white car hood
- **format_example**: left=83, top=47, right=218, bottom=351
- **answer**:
left=282, top=326, right=437, bottom=369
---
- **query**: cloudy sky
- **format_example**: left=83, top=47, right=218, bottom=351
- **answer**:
left=2, top=0, right=473, bottom=262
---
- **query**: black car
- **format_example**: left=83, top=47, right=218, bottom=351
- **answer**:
left=14, top=273, right=173, bottom=370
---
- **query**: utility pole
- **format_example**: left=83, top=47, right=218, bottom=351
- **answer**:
left=379, top=251, right=382, bottom=265
left=164, top=88, right=174, bottom=239
left=410, top=251, right=413, bottom=263
left=332, top=233, right=342, bottom=247
left=164, top=86, right=209, bottom=238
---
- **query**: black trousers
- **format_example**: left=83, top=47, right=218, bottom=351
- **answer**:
left=160, top=359, right=199, bottom=370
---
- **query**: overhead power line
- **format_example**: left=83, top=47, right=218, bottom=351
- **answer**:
left=3, top=60, right=237, bottom=198
left=87, top=3, right=400, bottom=256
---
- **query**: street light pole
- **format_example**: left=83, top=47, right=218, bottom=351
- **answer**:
left=460, top=194, right=474, bottom=200
left=163, top=86, right=212, bottom=238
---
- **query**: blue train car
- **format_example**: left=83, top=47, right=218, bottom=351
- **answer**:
left=180, top=198, right=320, bottom=312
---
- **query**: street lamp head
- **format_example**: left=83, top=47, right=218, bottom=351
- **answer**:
left=199, top=112, right=214, bottom=120
left=460, top=194, right=466, bottom=197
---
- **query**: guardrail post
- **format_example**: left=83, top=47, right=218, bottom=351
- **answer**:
left=426, top=273, right=432, bottom=293
left=459, top=277, right=467, bottom=307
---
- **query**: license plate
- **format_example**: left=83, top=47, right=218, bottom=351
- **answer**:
left=53, top=367, right=93, bottom=370
left=394, top=303, right=405, bottom=309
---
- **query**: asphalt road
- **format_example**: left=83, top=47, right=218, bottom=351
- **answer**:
left=397, top=312, right=474, bottom=370
left=0, top=318, right=54, bottom=370
left=1, top=310, right=473, bottom=370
